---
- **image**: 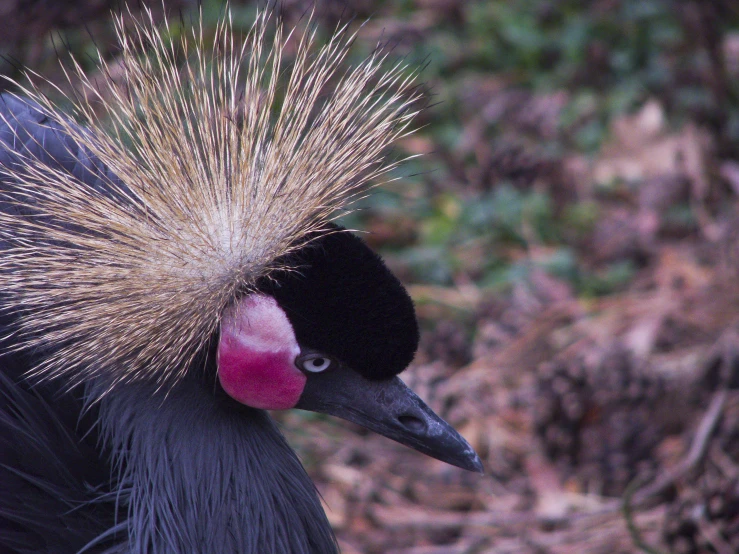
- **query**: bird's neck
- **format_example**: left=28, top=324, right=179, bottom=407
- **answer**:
left=95, top=378, right=337, bottom=554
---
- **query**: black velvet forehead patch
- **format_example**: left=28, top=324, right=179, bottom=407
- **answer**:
left=257, top=226, right=419, bottom=381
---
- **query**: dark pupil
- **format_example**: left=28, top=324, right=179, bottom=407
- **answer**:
left=312, top=358, right=325, bottom=367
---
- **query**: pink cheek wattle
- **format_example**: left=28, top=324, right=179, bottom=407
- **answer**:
left=217, top=294, right=306, bottom=410
left=217, top=338, right=306, bottom=410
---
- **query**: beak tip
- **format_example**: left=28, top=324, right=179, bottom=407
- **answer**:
left=460, top=451, right=484, bottom=474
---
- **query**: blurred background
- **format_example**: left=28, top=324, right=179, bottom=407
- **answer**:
left=5, top=0, right=739, bottom=552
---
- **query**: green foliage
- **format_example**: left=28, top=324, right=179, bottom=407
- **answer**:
left=349, top=0, right=739, bottom=301
left=10, top=0, right=739, bottom=304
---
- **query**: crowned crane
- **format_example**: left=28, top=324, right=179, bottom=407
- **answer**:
left=0, top=8, right=482, bottom=554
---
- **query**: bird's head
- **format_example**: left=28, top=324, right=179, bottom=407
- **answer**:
left=0, top=8, right=482, bottom=473
left=217, top=226, right=482, bottom=473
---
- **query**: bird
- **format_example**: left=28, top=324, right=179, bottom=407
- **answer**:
left=0, top=7, right=482, bottom=554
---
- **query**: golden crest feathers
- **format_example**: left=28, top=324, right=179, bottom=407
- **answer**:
left=0, top=6, right=420, bottom=390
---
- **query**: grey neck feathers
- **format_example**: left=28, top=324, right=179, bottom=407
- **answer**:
left=93, top=380, right=337, bottom=554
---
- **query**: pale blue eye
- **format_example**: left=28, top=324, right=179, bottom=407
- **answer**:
left=301, top=356, right=331, bottom=373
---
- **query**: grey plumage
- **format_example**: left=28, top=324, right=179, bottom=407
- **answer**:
left=97, top=379, right=336, bottom=554
left=0, top=364, right=337, bottom=554
left=0, top=367, right=121, bottom=553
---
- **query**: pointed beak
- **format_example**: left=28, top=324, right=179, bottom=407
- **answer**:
left=295, top=368, right=484, bottom=473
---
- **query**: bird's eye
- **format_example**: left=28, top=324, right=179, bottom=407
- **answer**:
left=298, top=354, right=333, bottom=373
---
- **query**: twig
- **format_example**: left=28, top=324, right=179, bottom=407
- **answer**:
left=698, top=516, right=735, bottom=554
left=617, top=387, right=728, bottom=554
left=710, top=443, right=739, bottom=479
left=632, top=388, right=728, bottom=505
left=622, top=476, right=666, bottom=554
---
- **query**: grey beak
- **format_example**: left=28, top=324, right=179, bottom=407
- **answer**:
left=295, top=368, right=484, bottom=473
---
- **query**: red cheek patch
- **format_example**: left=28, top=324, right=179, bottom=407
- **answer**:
left=218, top=294, right=306, bottom=410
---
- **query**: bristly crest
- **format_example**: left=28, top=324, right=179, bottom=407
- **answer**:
left=0, top=6, right=420, bottom=393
